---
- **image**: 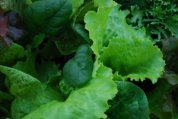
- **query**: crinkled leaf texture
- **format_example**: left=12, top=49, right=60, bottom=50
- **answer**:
left=23, top=62, right=117, bottom=119
left=84, top=5, right=165, bottom=83
left=0, top=65, right=63, bottom=119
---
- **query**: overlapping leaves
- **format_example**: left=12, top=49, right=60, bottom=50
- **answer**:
left=85, top=5, right=165, bottom=83
left=23, top=62, right=117, bottom=119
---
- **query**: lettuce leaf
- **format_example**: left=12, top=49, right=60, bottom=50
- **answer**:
left=0, top=65, right=63, bottom=119
left=23, top=62, right=117, bottom=119
left=85, top=6, right=165, bottom=83
left=94, top=0, right=116, bottom=7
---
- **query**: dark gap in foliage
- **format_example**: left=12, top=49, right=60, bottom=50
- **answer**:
left=131, top=79, right=159, bottom=93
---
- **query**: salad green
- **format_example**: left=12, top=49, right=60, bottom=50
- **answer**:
left=1, top=0, right=177, bottom=119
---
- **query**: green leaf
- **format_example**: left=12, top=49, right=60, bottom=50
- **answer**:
left=55, top=26, right=86, bottom=55
left=94, top=0, right=117, bottom=7
left=22, top=0, right=72, bottom=35
left=29, top=33, right=45, bottom=49
left=36, top=60, right=61, bottom=82
left=70, top=0, right=84, bottom=15
left=23, top=62, right=118, bottom=119
left=72, top=24, right=91, bottom=44
left=85, top=6, right=165, bottom=83
left=14, top=51, right=61, bottom=82
left=13, top=50, right=37, bottom=78
left=0, top=65, right=41, bottom=96
left=63, top=44, right=93, bottom=87
left=40, top=40, right=61, bottom=59
left=0, top=0, right=32, bottom=12
left=107, top=81, right=149, bottom=119
left=85, top=7, right=113, bottom=56
left=0, top=65, right=42, bottom=96
left=100, top=37, right=164, bottom=83
left=165, top=15, right=178, bottom=37
left=0, top=91, right=13, bottom=103
left=11, top=85, right=63, bottom=119
left=0, top=65, right=63, bottom=119
left=130, top=5, right=143, bottom=27
left=0, top=43, right=25, bottom=65
left=147, top=78, right=174, bottom=119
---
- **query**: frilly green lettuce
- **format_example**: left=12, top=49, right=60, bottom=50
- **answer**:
left=23, top=62, right=117, bottom=119
left=85, top=6, right=165, bottom=83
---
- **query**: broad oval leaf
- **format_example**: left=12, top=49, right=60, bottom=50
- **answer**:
left=22, top=0, right=72, bottom=35
left=63, top=44, right=93, bottom=87
left=107, top=81, right=149, bottom=119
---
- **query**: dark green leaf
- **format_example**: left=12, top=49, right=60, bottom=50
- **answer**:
left=0, top=43, right=25, bottom=65
left=63, top=44, right=93, bottom=87
left=107, top=81, right=149, bottom=119
left=23, top=0, right=72, bottom=35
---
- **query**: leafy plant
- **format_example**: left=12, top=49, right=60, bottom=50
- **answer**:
left=2, top=0, right=178, bottom=119
left=84, top=5, right=165, bottom=83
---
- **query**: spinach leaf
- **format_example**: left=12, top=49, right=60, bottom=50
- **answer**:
left=63, top=44, right=93, bottom=87
left=107, top=81, right=149, bottom=119
left=22, top=0, right=72, bottom=35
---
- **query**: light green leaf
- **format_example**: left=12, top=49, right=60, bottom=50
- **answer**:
left=0, top=65, right=41, bottom=97
left=100, top=37, right=164, bottom=83
left=0, top=65, right=63, bottom=119
left=85, top=6, right=165, bottom=83
left=85, top=7, right=113, bottom=56
left=94, top=0, right=117, bottom=7
left=107, top=81, right=149, bottom=119
left=23, top=62, right=117, bottom=119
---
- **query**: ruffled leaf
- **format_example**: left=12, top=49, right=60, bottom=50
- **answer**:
left=23, top=62, right=117, bottom=119
left=85, top=6, right=165, bottom=83
left=100, top=37, right=164, bottom=83
left=85, top=7, right=112, bottom=56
